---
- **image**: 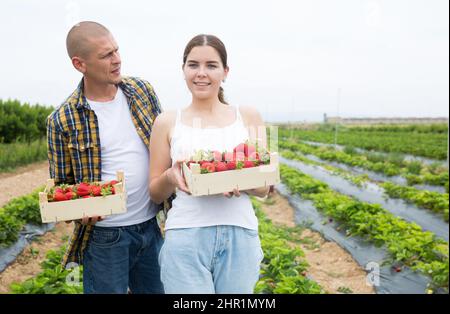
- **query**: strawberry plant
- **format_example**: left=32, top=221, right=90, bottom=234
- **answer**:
left=0, top=209, right=23, bottom=247
left=0, top=187, right=44, bottom=248
left=280, top=149, right=369, bottom=187
left=252, top=200, right=324, bottom=294
left=280, top=164, right=449, bottom=293
left=10, top=245, right=83, bottom=294
left=382, top=182, right=449, bottom=222
left=279, top=140, right=448, bottom=189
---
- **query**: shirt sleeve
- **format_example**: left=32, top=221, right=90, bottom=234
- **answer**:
left=143, top=80, right=163, bottom=119
left=47, top=114, right=75, bottom=185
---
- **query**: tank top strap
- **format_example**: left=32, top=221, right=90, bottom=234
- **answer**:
left=174, top=109, right=182, bottom=127
left=234, top=105, right=244, bottom=125
left=170, top=109, right=183, bottom=145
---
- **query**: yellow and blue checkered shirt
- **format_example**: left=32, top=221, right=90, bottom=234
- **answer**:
left=47, top=76, right=173, bottom=268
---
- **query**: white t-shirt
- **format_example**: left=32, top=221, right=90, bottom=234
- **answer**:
left=87, top=87, right=157, bottom=227
left=165, top=106, right=258, bottom=231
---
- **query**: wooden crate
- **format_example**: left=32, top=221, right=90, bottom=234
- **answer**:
left=182, top=152, right=280, bottom=196
left=39, top=171, right=127, bottom=223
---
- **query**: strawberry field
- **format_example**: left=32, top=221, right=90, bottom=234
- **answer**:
left=0, top=102, right=449, bottom=294
left=275, top=123, right=449, bottom=293
left=279, top=124, right=448, bottom=160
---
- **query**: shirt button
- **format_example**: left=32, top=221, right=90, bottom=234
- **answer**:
left=80, top=145, right=85, bottom=150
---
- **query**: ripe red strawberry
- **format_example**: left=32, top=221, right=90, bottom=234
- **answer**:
left=62, top=184, right=74, bottom=193
left=223, top=152, right=234, bottom=162
left=233, top=143, right=246, bottom=155
left=109, top=180, right=119, bottom=186
left=245, top=144, right=256, bottom=157
left=65, top=191, right=76, bottom=200
left=82, top=195, right=92, bottom=198
left=90, top=185, right=102, bottom=197
left=213, top=151, right=223, bottom=162
left=76, top=183, right=90, bottom=197
left=243, top=160, right=255, bottom=168
left=53, top=192, right=67, bottom=202
left=215, top=162, right=228, bottom=172
left=200, top=162, right=215, bottom=173
left=226, top=161, right=237, bottom=170
left=55, top=184, right=72, bottom=194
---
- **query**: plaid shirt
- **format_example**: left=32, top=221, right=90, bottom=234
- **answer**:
left=47, top=76, right=174, bottom=268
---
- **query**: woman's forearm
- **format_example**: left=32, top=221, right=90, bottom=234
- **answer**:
left=150, top=169, right=176, bottom=205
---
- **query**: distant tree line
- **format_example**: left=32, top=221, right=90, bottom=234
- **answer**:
left=0, top=99, right=54, bottom=143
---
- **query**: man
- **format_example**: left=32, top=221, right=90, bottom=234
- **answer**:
left=47, top=21, right=172, bottom=293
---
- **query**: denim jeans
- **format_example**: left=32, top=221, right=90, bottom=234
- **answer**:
left=83, top=217, right=164, bottom=294
left=159, top=225, right=264, bottom=294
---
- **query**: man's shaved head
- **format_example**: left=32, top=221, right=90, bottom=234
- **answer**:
left=66, top=21, right=111, bottom=59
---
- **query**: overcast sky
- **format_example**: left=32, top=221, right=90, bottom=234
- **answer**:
left=0, top=0, right=448, bottom=122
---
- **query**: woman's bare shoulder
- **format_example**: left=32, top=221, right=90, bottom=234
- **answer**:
left=154, top=110, right=178, bottom=129
left=237, top=105, right=263, bottom=125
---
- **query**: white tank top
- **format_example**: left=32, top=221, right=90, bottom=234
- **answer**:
left=165, top=105, right=258, bottom=231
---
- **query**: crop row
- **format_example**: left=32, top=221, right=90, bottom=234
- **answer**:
left=279, top=127, right=448, bottom=160
left=280, top=149, right=449, bottom=223
left=279, top=140, right=449, bottom=191
left=0, top=188, right=43, bottom=247
left=280, top=164, right=449, bottom=292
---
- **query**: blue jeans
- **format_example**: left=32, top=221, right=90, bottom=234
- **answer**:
left=159, top=225, right=264, bottom=294
left=83, top=217, right=164, bottom=294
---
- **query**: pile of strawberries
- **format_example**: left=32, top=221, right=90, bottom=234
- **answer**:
left=187, top=142, right=271, bottom=174
left=48, top=180, right=119, bottom=202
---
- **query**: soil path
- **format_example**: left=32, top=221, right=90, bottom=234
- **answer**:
left=0, top=161, right=49, bottom=207
left=0, top=162, right=73, bottom=293
left=259, top=191, right=375, bottom=294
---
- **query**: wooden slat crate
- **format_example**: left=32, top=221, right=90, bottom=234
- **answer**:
left=182, top=152, right=280, bottom=196
left=39, top=171, right=127, bottom=223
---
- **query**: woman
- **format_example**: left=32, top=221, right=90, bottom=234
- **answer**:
left=149, top=34, right=269, bottom=293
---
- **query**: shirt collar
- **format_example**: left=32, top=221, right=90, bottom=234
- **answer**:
left=74, top=77, right=135, bottom=110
